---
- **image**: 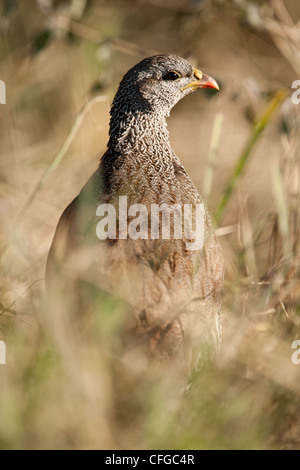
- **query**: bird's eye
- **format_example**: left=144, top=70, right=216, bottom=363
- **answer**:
left=162, top=71, right=181, bottom=81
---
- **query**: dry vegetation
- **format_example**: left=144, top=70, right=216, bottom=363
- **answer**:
left=0, top=0, right=300, bottom=449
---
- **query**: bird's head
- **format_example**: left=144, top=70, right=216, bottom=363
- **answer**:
left=108, top=54, right=219, bottom=150
left=111, top=54, right=219, bottom=120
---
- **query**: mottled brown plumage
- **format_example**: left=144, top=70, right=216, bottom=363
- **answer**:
left=46, top=54, right=224, bottom=370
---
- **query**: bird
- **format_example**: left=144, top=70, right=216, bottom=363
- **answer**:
left=46, top=54, right=224, bottom=373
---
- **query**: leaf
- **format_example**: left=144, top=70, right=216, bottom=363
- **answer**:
left=32, top=30, right=52, bottom=55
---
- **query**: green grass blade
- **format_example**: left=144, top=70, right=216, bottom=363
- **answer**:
left=214, top=90, right=288, bottom=225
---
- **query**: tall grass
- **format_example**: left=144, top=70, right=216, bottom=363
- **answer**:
left=0, top=0, right=300, bottom=450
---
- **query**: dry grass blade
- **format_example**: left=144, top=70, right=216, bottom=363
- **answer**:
left=238, top=197, right=258, bottom=278
left=16, top=96, right=108, bottom=222
left=271, top=162, right=291, bottom=258
left=203, top=112, right=224, bottom=202
left=264, top=0, right=300, bottom=75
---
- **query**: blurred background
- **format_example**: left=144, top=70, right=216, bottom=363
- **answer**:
left=0, top=0, right=300, bottom=449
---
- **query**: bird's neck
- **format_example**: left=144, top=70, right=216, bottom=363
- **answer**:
left=107, top=110, right=174, bottom=159
left=99, top=108, right=180, bottom=199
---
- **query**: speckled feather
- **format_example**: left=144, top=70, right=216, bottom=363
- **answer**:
left=46, top=54, right=224, bottom=369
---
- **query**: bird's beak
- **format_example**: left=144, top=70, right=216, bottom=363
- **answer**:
left=181, top=68, right=219, bottom=92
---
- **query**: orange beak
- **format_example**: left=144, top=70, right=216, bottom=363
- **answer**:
left=181, top=68, right=219, bottom=92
